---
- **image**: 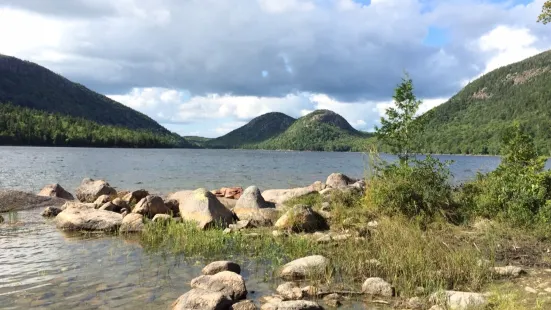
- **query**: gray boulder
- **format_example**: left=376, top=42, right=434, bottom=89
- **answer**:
left=361, top=277, right=394, bottom=297
left=171, top=288, right=232, bottom=310
left=232, top=300, right=258, bottom=310
left=191, top=270, right=247, bottom=301
left=38, top=183, right=74, bottom=200
left=233, top=186, right=277, bottom=226
left=202, top=261, right=242, bottom=275
left=325, top=173, right=354, bottom=189
left=76, top=178, right=116, bottom=203
left=280, top=255, right=330, bottom=280
left=170, top=189, right=236, bottom=229
left=41, top=206, right=63, bottom=217
left=120, top=213, right=145, bottom=233
left=430, top=291, right=487, bottom=310
left=55, top=205, right=122, bottom=231
left=274, top=205, right=328, bottom=233
left=262, top=187, right=315, bottom=206
left=0, top=189, right=65, bottom=212
left=132, top=195, right=171, bottom=218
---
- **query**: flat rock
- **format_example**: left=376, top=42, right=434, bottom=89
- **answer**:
left=132, top=195, right=171, bottom=218
left=171, top=288, right=232, bottom=310
left=361, top=277, right=394, bottom=297
left=430, top=291, right=487, bottom=310
left=202, top=261, right=242, bottom=275
left=0, top=189, right=65, bottom=212
left=491, top=266, right=525, bottom=277
left=55, top=206, right=122, bottom=232
left=38, top=184, right=74, bottom=200
left=76, top=178, right=116, bottom=203
left=262, top=187, right=315, bottom=205
left=170, top=189, right=236, bottom=229
left=274, top=205, right=328, bottom=233
left=191, top=271, right=247, bottom=301
left=120, top=213, right=145, bottom=233
left=280, top=255, right=330, bottom=280
left=275, top=300, right=324, bottom=310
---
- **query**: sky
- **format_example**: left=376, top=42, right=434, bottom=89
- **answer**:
left=0, top=0, right=550, bottom=137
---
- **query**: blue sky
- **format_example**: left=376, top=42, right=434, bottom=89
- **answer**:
left=0, top=0, right=549, bottom=137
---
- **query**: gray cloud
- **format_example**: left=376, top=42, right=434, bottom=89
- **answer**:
left=1, top=0, right=549, bottom=102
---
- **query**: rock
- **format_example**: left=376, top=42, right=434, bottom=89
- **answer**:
left=234, top=186, right=277, bottom=226
left=232, top=300, right=258, bottom=310
left=99, top=202, right=122, bottom=213
left=491, top=266, right=525, bottom=277
left=275, top=301, right=324, bottom=310
left=122, top=189, right=149, bottom=205
left=228, top=220, right=255, bottom=231
left=272, top=230, right=285, bottom=237
left=430, top=291, right=487, bottom=310
left=202, top=261, right=242, bottom=275
left=325, top=173, right=354, bottom=189
left=55, top=206, right=122, bottom=231
left=525, top=286, right=537, bottom=293
left=111, top=198, right=128, bottom=208
left=349, top=180, right=366, bottom=191
left=41, top=206, right=62, bottom=217
left=274, top=205, right=328, bottom=233
left=367, top=221, right=379, bottom=228
left=320, top=202, right=330, bottom=212
left=407, top=297, right=424, bottom=309
left=280, top=255, right=330, bottom=280
left=0, top=189, right=66, bottom=212
left=316, top=234, right=332, bottom=244
left=361, top=277, right=394, bottom=297
left=171, top=288, right=232, bottom=310
left=94, top=195, right=111, bottom=206
left=262, top=187, right=316, bottom=205
left=218, top=197, right=238, bottom=210
left=152, top=214, right=172, bottom=223
left=310, top=181, right=326, bottom=192
left=76, top=178, right=116, bottom=203
left=132, top=195, right=171, bottom=218
left=38, top=184, right=74, bottom=200
left=191, top=271, right=247, bottom=301
left=121, top=209, right=129, bottom=217
left=120, top=213, right=144, bottom=233
left=213, top=187, right=244, bottom=199
left=319, top=188, right=337, bottom=197
left=170, top=189, right=236, bottom=229
left=276, top=282, right=303, bottom=300
left=165, top=199, right=180, bottom=217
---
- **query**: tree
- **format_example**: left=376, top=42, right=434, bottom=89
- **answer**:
left=538, top=0, right=551, bottom=24
left=375, top=72, right=423, bottom=163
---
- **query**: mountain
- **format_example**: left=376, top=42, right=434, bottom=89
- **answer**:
left=0, top=54, right=192, bottom=148
left=203, top=112, right=296, bottom=148
left=414, top=50, right=551, bottom=155
left=254, top=110, right=372, bottom=151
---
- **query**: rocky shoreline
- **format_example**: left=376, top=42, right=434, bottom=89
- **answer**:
left=0, top=173, right=517, bottom=309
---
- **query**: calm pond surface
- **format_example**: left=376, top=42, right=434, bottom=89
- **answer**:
left=1, top=147, right=547, bottom=309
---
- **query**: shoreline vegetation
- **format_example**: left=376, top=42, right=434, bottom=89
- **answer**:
left=3, top=76, right=551, bottom=309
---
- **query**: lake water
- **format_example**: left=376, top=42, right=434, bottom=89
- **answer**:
left=0, top=146, right=544, bottom=309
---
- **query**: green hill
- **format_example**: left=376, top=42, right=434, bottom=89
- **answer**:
left=204, top=112, right=296, bottom=148
left=413, top=50, right=551, bottom=155
left=253, top=110, right=372, bottom=151
left=0, top=54, right=192, bottom=148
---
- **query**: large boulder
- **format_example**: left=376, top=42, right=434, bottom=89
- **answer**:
left=233, top=186, right=277, bottom=226
left=122, top=189, right=149, bottom=205
left=262, top=187, right=315, bottom=206
left=191, top=271, right=247, bottom=301
left=0, top=189, right=65, bottom=212
left=132, top=195, right=171, bottom=218
left=202, top=261, right=242, bottom=275
left=279, top=255, right=331, bottom=280
left=55, top=204, right=122, bottom=231
left=325, top=173, right=354, bottom=189
left=120, top=213, right=145, bottom=233
left=430, top=291, right=487, bottom=310
left=361, top=277, right=394, bottom=297
left=38, top=184, right=74, bottom=200
left=172, top=288, right=232, bottom=310
left=76, top=178, right=116, bottom=203
left=274, top=205, right=328, bottom=233
left=170, top=189, right=236, bottom=229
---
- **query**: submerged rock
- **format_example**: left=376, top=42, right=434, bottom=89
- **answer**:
left=202, top=261, right=241, bottom=275
left=170, top=189, right=236, bottom=229
left=191, top=271, right=247, bottom=301
left=171, top=288, right=232, bottom=310
left=361, top=277, right=394, bottom=297
left=38, top=183, right=74, bottom=200
left=0, top=189, right=65, bottom=212
left=274, top=205, right=328, bottom=233
left=233, top=186, right=277, bottom=226
left=55, top=205, right=122, bottom=231
left=120, top=213, right=145, bottom=233
left=41, top=206, right=63, bottom=217
left=430, top=291, right=487, bottom=310
left=132, top=195, right=171, bottom=218
left=76, top=178, right=116, bottom=203
left=280, top=255, right=331, bottom=280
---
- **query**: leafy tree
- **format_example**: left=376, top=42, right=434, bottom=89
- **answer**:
left=538, top=0, right=551, bottom=24
left=375, top=72, right=423, bottom=162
